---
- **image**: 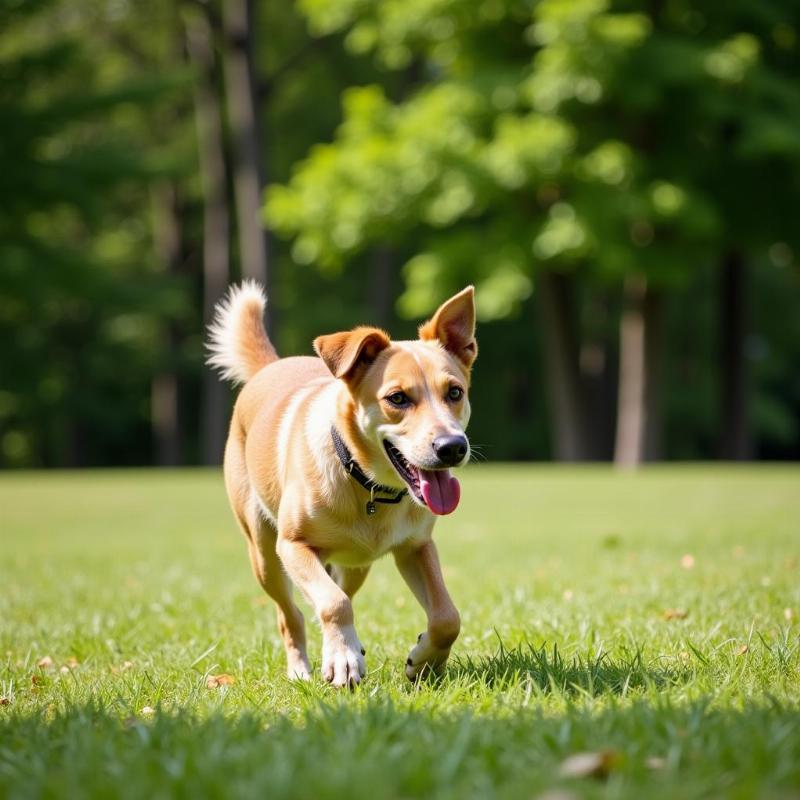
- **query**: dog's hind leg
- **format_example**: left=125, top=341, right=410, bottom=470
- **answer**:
left=246, top=518, right=311, bottom=681
left=225, top=435, right=310, bottom=680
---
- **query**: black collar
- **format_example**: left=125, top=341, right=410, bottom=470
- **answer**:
left=330, top=426, right=407, bottom=515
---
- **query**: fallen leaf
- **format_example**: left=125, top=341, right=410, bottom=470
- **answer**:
left=663, top=608, right=689, bottom=621
left=680, top=554, right=695, bottom=569
left=37, top=656, right=54, bottom=669
left=559, top=750, right=620, bottom=780
left=206, top=673, right=236, bottom=688
left=31, top=674, right=44, bottom=686
left=646, top=756, right=667, bottom=770
left=736, top=644, right=749, bottom=656
left=0, top=697, right=10, bottom=706
left=140, top=706, right=155, bottom=716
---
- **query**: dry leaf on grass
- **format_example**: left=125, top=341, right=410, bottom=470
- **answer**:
left=663, top=608, right=689, bottom=621
left=0, top=697, right=10, bottom=706
left=736, top=644, right=749, bottom=656
left=31, top=674, right=44, bottom=686
left=36, top=656, right=54, bottom=669
left=559, top=750, right=620, bottom=780
left=206, top=673, right=236, bottom=688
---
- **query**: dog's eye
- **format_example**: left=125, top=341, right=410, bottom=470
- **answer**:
left=447, top=386, right=464, bottom=402
left=386, top=391, right=410, bottom=407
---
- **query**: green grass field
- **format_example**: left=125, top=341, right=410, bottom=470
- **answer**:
left=1, top=466, right=799, bottom=799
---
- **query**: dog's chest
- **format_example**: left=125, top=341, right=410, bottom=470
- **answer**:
left=324, top=510, right=423, bottom=567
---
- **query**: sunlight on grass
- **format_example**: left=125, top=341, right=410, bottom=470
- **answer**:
left=1, top=466, right=798, bottom=798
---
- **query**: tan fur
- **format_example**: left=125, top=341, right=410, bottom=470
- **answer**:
left=208, top=285, right=477, bottom=686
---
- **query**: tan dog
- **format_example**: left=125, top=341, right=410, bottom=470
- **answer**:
left=207, top=283, right=477, bottom=686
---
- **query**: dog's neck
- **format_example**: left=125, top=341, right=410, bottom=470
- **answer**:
left=330, top=426, right=407, bottom=515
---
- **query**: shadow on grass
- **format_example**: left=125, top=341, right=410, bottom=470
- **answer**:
left=1, top=699, right=798, bottom=799
left=447, top=639, right=686, bottom=696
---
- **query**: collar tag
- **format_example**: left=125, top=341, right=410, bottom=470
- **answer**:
left=330, top=426, right=408, bottom=515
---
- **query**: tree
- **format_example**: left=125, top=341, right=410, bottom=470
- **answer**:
left=266, top=0, right=800, bottom=464
left=0, top=0, right=188, bottom=467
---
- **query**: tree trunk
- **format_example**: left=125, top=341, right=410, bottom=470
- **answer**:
left=186, top=9, right=230, bottom=466
left=719, top=251, right=751, bottom=459
left=537, top=270, right=590, bottom=461
left=222, top=0, right=272, bottom=334
left=579, top=289, right=616, bottom=460
left=369, top=247, right=394, bottom=326
left=150, top=182, right=183, bottom=466
left=614, top=274, right=663, bottom=467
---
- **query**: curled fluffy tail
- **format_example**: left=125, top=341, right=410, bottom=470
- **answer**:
left=206, top=281, right=278, bottom=384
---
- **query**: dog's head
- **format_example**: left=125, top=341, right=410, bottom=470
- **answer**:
left=314, top=287, right=477, bottom=515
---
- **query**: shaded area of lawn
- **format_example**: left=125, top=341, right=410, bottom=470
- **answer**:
left=2, top=701, right=799, bottom=799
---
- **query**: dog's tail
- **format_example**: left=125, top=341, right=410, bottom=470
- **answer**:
left=206, top=281, right=278, bottom=384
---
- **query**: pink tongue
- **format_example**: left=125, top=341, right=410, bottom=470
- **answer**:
left=419, top=469, right=461, bottom=515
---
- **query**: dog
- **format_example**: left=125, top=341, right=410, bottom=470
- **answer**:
left=207, top=282, right=477, bottom=686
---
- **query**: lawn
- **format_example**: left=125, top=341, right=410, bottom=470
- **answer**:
left=1, top=465, right=798, bottom=799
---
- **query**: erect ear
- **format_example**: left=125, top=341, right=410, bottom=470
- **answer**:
left=313, top=326, right=391, bottom=382
left=418, top=286, right=477, bottom=368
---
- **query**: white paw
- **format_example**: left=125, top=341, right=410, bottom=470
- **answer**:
left=286, top=652, right=312, bottom=681
left=405, top=632, right=450, bottom=680
left=321, top=625, right=366, bottom=688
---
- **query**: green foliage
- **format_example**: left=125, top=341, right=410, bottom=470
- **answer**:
left=2, top=466, right=799, bottom=796
left=0, top=0, right=191, bottom=467
left=266, top=0, right=800, bottom=316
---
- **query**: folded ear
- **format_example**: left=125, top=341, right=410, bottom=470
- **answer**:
left=314, top=326, right=391, bottom=382
left=418, top=286, right=477, bottom=368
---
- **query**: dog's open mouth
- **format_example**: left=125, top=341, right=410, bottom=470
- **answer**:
left=383, top=441, right=461, bottom=516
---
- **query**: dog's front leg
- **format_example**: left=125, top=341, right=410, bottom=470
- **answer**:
left=277, top=537, right=366, bottom=688
left=393, top=541, right=461, bottom=680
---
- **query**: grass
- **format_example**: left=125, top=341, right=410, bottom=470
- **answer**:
left=1, top=465, right=799, bottom=799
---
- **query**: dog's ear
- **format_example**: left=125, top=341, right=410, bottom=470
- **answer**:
left=314, top=326, right=391, bottom=382
left=418, top=286, right=477, bottom=369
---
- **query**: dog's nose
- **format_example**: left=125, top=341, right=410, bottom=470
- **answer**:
left=432, top=435, right=468, bottom=467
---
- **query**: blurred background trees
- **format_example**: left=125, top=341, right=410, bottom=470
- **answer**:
left=1, top=0, right=798, bottom=468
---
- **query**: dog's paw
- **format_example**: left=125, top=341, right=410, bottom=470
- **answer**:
left=405, top=632, right=450, bottom=681
left=286, top=653, right=312, bottom=681
left=321, top=625, right=366, bottom=688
